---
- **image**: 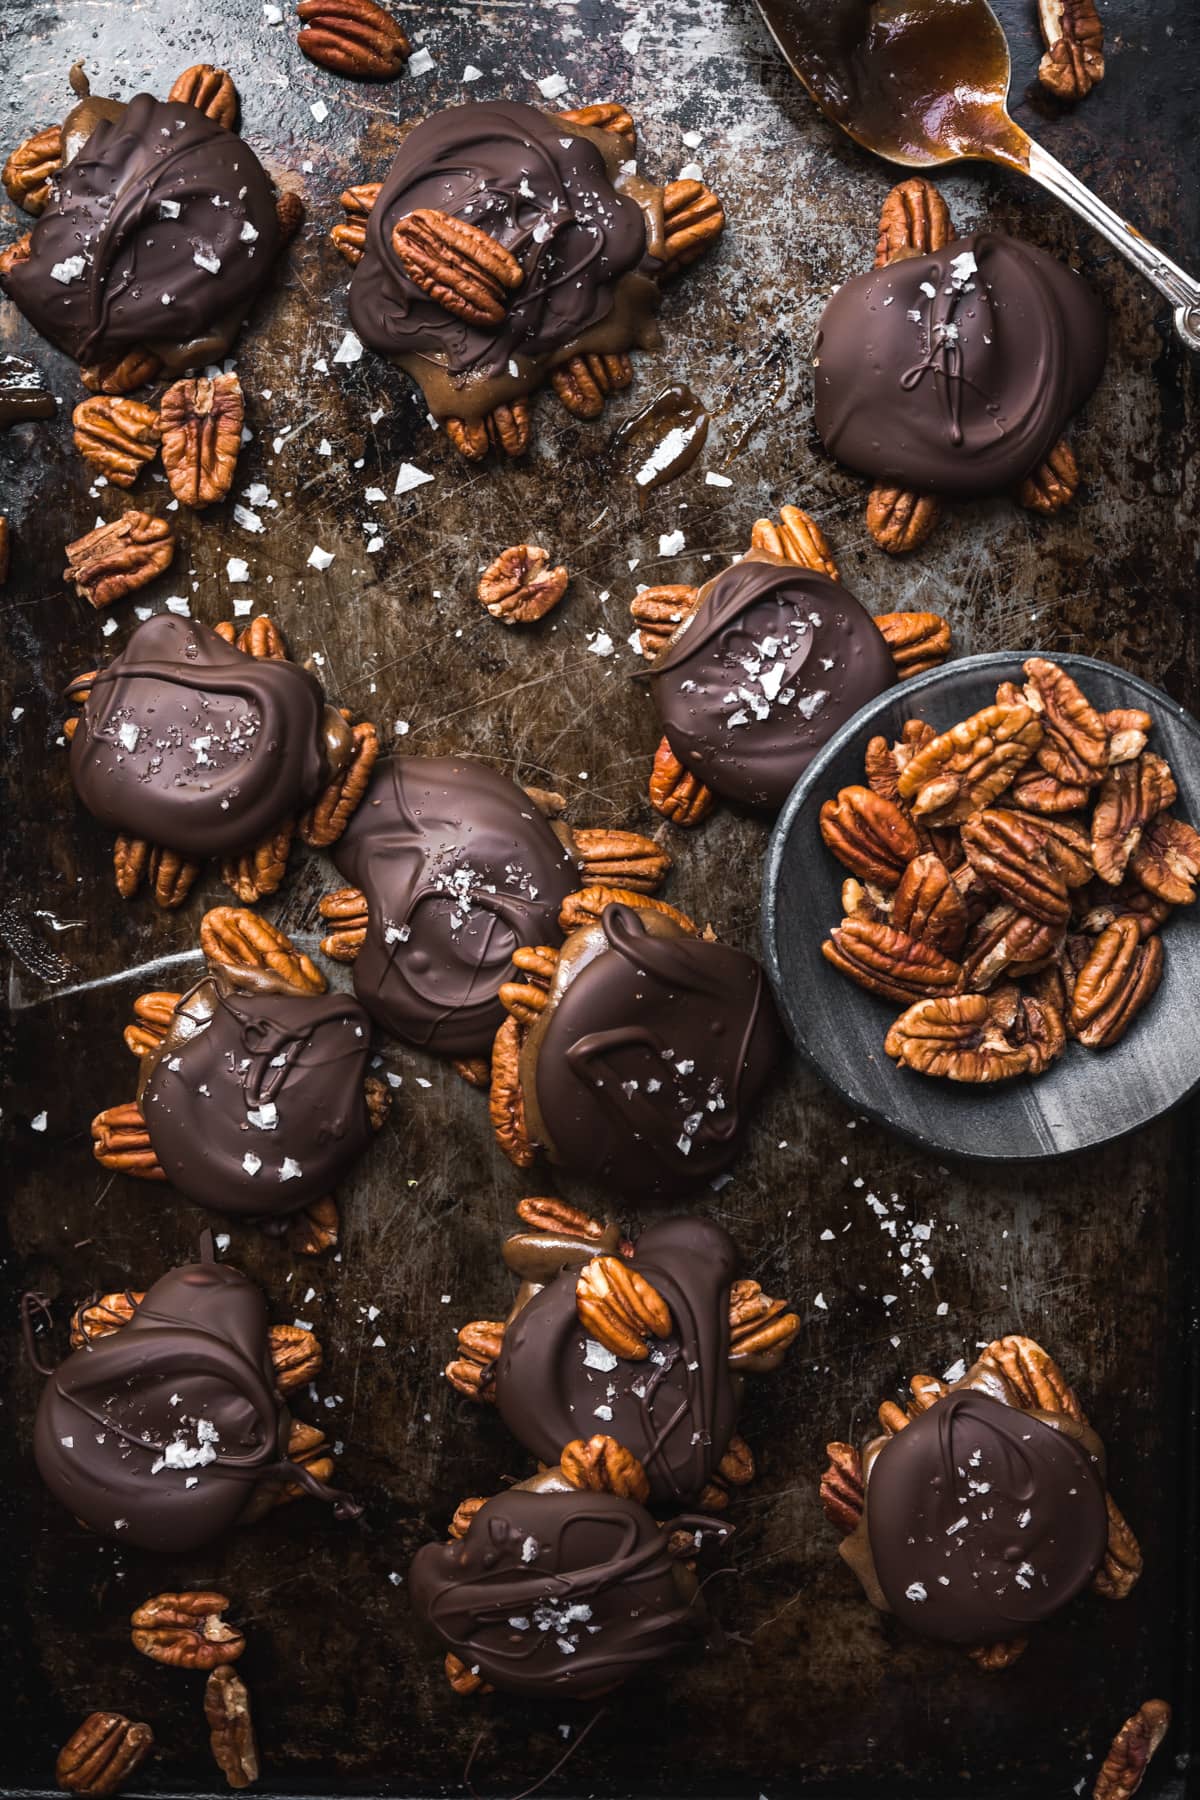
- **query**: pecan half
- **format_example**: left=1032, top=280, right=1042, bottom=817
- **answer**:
left=81, top=348, right=163, bottom=396
left=393, top=208, right=522, bottom=326
left=873, top=611, right=952, bottom=679
left=865, top=719, right=935, bottom=803
left=1039, top=0, right=1104, bottom=100
left=160, top=373, right=244, bottom=508
left=1017, top=437, right=1079, bottom=513
left=1092, top=1699, right=1170, bottom=1800
left=961, top=905, right=1064, bottom=990
left=200, top=906, right=326, bottom=993
left=446, top=1320, right=505, bottom=1403
left=490, top=1015, right=535, bottom=1168
left=727, top=1278, right=801, bottom=1364
left=748, top=504, right=839, bottom=579
left=891, top=852, right=969, bottom=955
left=478, top=544, right=569, bottom=624
left=57, top=1715, right=153, bottom=1796
left=446, top=401, right=530, bottom=461
left=572, top=827, right=670, bottom=894
left=630, top=582, right=701, bottom=658
left=1023, top=656, right=1108, bottom=786
left=288, top=1195, right=340, bottom=1257
left=1067, top=920, right=1163, bottom=1048
left=980, top=1333, right=1083, bottom=1420
left=330, top=182, right=380, bottom=266
left=660, top=178, right=725, bottom=277
left=73, top=396, right=161, bottom=488
left=823, top=916, right=963, bottom=1005
left=91, top=1102, right=164, bottom=1179
left=558, top=885, right=698, bottom=935
left=517, top=1196, right=609, bottom=1241
left=300, top=718, right=379, bottom=847
left=649, top=735, right=715, bottom=826
left=1009, top=765, right=1091, bottom=814
left=1012, top=810, right=1093, bottom=888
left=3, top=123, right=63, bottom=215
left=820, top=1441, right=864, bottom=1535
left=147, top=845, right=201, bottom=910
left=866, top=484, right=941, bottom=555
left=269, top=1322, right=324, bottom=1392
left=63, top=511, right=175, bottom=609
left=961, top=809, right=1070, bottom=925
left=550, top=352, right=633, bottom=419
left=576, top=1253, right=671, bottom=1360
left=221, top=822, right=295, bottom=904
left=498, top=944, right=560, bottom=1024
left=1091, top=754, right=1177, bottom=885
left=319, top=885, right=368, bottom=960
left=168, top=64, right=239, bottom=128
left=131, top=1591, right=245, bottom=1670
left=819, top=785, right=922, bottom=887
left=1105, top=709, right=1152, bottom=765
left=297, top=0, right=410, bottom=77
left=885, top=985, right=1065, bottom=1082
left=1129, top=812, right=1200, bottom=905
left=555, top=103, right=636, bottom=143
left=897, top=702, right=1043, bottom=825
left=205, top=1666, right=260, bottom=1790
left=560, top=1434, right=651, bottom=1502
left=1094, top=1491, right=1144, bottom=1600
left=875, top=177, right=953, bottom=268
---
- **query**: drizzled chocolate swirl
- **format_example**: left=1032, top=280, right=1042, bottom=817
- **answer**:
left=68, top=615, right=336, bottom=860
left=408, top=1488, right=706, bottom=1698
left=526, top=903, right=781, bottom=1200
left=495, top=1217, right=741, bottom=1504
left=332, top=756, right=577, bottom=1058
left=813, top=231, right=1106, bottom=497
left=2, top=93, right=280, bottom=368
left=139, top=974, right=375, bottom=1217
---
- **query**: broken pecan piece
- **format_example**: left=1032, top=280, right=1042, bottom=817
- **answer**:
left=823, top=916, right=963, bottom=1006
left=288, top=1195, right=340, bottom=1257
left=560, top=1434, right=651, bottom=1502
left=168, top=64, right=239, bottom=128
left=550, top=352, right=633, bottom=419
left=727, top=1278, right=801, bottom=1363
left=1092, top=1699, right=1170, bottom=1800
left=885, top=985, right=1064, bottom=1082
left=1038, top=0, right=1105, bottom=101
left=63, top=511, right=175, bottom=609
left=961, top=809, right=1070, bottom=925
left=875, top=176, right=953, bottom=268
left=1091, top=754, right=1177, bottom=884
left=631, top=582, right=701, bottom=658
left=131, top=1591, right=245, bottom=1670
left=660, top=178, right=725, bottom=277
left=0, top=231, right=33, bottom=279
left=1129, top=812, right=1200, bottom=905
left=576, top=1253, right=671, bottom=1360
left=3, top=123, right=63, bottom=215
left=872, top=611, right=952, bottom=678
left=897, top=702, right=1043, bottom=825
left=205, top=1665, right=260, bottom=1791
left=865, top=719, right=935, bottom=803
left=960, top=905, right=1064, bottom=990
left=297, top=0, right=411, bottom=78
left=1105, top=709, right=1152, bottom=765
left=478, top=543, right=569, bottom=624
left=1017, top=437, right=1079, bottom=513
left=1076, top=877, right=1170, bottom=940
left=748, top=504, right=839, bottom=579
left=649, top=736, right=716, bottom=827
left=72, top=396, right=161, bottom=488
left=200, top=906, right=326, bottom=993
left=393, top=208, right=523, bottom=327
left=160, top=372, right=244, bottom=508
left=819, top=785, right=923, bottom=887
left=57, top=1714, right=153, bottom=1796
left=1023, top=656, right=1108, bottom=786
left=865, top=484, right=941, bottom=555
left=1066, top=920, right=1163, bottom=1048
left=269, top=1322, right=324, bottom=1391
left=891, top=852, right=969, bottom=955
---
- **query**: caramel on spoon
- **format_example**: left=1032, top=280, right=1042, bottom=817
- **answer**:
left=755, top=0, right=1200, bottom=350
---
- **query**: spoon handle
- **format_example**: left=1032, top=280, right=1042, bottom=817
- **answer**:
left=1023, top=136, right=1200, bottom=352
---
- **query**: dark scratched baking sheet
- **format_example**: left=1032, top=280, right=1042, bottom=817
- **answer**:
left=2, top=0, right=1198, bottom=1794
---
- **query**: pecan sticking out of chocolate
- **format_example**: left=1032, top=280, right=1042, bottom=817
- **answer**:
left=575, top=1254, right=672, bottom=1361
left=392, top=208, right=524, bottom=327
left=2, top=123, right=63, bottom=215
left=168, top=64, right=239, bottom=129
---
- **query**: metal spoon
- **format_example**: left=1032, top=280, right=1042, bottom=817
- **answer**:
left=754, top=0, right=1200, bottom=351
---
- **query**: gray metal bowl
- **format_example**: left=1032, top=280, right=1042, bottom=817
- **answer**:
left=761, top=652, right=1200, bottom=1160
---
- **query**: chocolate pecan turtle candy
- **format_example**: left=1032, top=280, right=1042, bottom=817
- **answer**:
left=490, top=894, right=782, bottom=1200
left=28, top=1239, right=358, bottom=1552
left=451, top=1211, right=799, bottom=1509
left=341, top=100, right=724, bottom=461
left=637, top=505, right=952, bottom=827
left=409, top=1434, right=728, bottom=1699
left=812, top=180, right=1104, bottom=552
left=65, top=613, right=377, bottom=908
left=820, top=1336, right=1141, bottom=1667
left=317, top=756, right=669, bottom=1068
left=90, top=907, right=390, bottom=1243
left=0, top=67, right=293, bottom=380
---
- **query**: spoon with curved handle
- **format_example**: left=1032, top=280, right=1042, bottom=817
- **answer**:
left=754, top=0, right=1200, bottom=351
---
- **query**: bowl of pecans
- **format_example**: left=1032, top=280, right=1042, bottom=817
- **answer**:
left=762, top=652, right=1200, bottom=1160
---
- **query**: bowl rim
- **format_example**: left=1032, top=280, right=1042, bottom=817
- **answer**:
left=760, top=649, right=1200, bottom=1163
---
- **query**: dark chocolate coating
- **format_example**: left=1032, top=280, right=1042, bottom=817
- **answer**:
left=408, top=1487, right=704, bottom=1697
left=866, top=1390, right=1108, bottom=1644
left=813, top=231, right=1106, bottom=498
left=34, top=1257, right=287, bottom=1552
left=650, top=558, right=895, bottom=811
left=332, top=756, right=578, bottom=1058
left=495, top=1217, right=740, bottom=1504
left=531, top=904, right=782, bottom=1200
left=348, top=101, right=655, bottom=420
left=2, top=93, right=280, bottom=366
left=0, top=353, right=55, bottom=427
left=140, top=976, right=375, bottom=1217
left=69, top=614, right=332, bottom=859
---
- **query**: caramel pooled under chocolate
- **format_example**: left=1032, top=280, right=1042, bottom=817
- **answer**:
left=2, top=92, right=280, bottom=370
left=650, top=553, right=895, bottom=811
left=813, top=231, right=1106, bottom=498
left=409, top=1487, right=705, bottom=1697
left=333, top=756, right=578, bottom=1058
left=495, top=1216, right=740, bottom=1503
left=524, top=902, right=781, bottom=1200
left=68, top=615, right=335, bottom=860
left=140, top=975, right=375, bottom=1217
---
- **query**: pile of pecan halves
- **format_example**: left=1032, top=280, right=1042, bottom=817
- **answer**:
left=818, top=657, right=1200, bottom=1082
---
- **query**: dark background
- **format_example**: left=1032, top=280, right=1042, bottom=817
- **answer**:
left=1, top=0, right=1197, bottom=1795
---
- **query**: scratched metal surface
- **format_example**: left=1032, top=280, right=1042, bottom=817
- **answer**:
left=1, top=0, right=1198, bottom=1795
